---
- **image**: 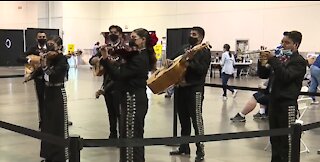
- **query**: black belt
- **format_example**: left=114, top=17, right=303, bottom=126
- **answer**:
left=45, top=82, right=64, bottom=87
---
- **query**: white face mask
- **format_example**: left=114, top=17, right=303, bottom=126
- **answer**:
left=281, top=49, right=293, bottom=56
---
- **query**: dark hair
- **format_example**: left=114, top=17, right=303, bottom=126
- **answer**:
left=47, top=35, right=63, bottom=50
left=37, top=31, right=46, bottom=35
left=192, top=26, right=205, bottom=39
left=109, top=25, right=123, bottom=34
left=223, top=44, right=232, bottom=57
left=283, top=31, right=302, bottom=48
left=133, top=28, right=157, bottom=71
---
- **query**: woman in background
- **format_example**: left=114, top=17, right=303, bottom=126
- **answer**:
left=220, top=44, right=237, bottom=100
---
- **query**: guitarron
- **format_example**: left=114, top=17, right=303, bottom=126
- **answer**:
left=147, top=42, right=211, bottom=94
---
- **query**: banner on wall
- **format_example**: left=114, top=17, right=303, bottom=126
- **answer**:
left=0, top=29, right=24, bottom=66
left=154, top=44, right=162, bottom=60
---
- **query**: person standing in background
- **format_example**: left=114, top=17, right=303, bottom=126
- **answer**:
left=17, top=31, right=47, bottom=130
left=220, top=44, right=237, bottom=100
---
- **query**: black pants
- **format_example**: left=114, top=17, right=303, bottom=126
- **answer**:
left=40, top=85, right=69, bottom=162
left=119, top=89, right=148, bottom=162
left=174, top=85, right=205, bottom=156
left=104, top=90, right=120, bottom=136
left=269, top=101, right=297, bottom=162
left=34, top=78, right=45, bottom=130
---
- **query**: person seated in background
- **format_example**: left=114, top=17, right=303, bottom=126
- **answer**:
left=230, top=79, right=269, bottom=122
left=307, top=54, right=320, bottom=104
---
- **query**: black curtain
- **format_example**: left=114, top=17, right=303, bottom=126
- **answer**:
left=0, top=29, right=24, bottom=66
left=166, top=28, right=191, bottom=60
left=25, top=28, right=59, bottom=52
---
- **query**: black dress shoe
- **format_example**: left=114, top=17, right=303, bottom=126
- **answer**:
left=169, top=149, right=190, bottom=156
left=195, top=155, right=204, bottom=162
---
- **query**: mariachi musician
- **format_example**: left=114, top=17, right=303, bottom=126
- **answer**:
left=89, top=25, right=125, bottom=139
left=100, top=28, right=158, bottom=162
left=40, top=35, right=70, bottom=162
left=169, top=27, right=211, bottom=162
left=17, top=31, right=47, bottom=130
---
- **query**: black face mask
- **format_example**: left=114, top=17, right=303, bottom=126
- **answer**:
left=109, top=34, right=118, bottom=42
left=47, top=44, right=56, bottom=51
left=188, top=36, right=198, bottom=46
left=129, top=39, right=137, bottom=47
left=38, top=39, right=46, bottom=46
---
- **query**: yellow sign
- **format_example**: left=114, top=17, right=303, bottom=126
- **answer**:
left=68, top=44, right=75, bottom=53
left=153, top=44, right=162, bottom=60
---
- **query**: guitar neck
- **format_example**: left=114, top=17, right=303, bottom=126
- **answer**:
left=181, top=44, right=206, bottom=63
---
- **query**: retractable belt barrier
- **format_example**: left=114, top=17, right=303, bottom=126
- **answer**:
left=0, top=121, right=68, bottom=147
left=83, top=127, right=292, bottom=147
left=204, top=83, right=320, bottom=96
left=0, top=74, right=24, bottom=78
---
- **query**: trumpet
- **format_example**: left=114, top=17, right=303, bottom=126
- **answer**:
left=242, top=49, right=276, bottom=55
left=241, top=49, right=277, bottom=66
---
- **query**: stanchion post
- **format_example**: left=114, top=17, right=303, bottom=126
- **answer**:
left=69, top=135, right=82, bottom=162
left=166, top=89, right=179, bottom=147
left=173, top=95, right=177, bottom=137
left=291, top=123, right=302, bottom=162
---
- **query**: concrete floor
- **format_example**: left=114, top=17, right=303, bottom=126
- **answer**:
left=0, top=65, right=320, bottom=162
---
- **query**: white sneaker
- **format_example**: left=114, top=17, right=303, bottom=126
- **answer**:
left=311, top=100, right=319, bottom=105
left=232, top=90, right=238, bottom=98
left=223, top=96, right=227, bottom=100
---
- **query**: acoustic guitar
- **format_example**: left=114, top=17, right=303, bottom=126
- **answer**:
left=147, top=42, right=211, bottom=94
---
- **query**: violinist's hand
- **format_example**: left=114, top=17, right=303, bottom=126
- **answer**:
left=47, top=51, right=59, bottom=60
left=100, top=44, right=113, bottom=52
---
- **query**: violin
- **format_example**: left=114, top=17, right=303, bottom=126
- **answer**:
left=108, top=45, right=139, bottom=60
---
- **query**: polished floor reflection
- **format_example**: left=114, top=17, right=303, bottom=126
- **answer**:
left=0, top=66, right=320, bottom=162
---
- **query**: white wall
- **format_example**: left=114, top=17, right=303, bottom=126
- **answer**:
left=0, top=1, right=38, bottom=29
left=62, top=1, right=103, bottom=50
left=100, top=1, right=320, bottom=52
left=1, top=1, right=320, bottom=52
